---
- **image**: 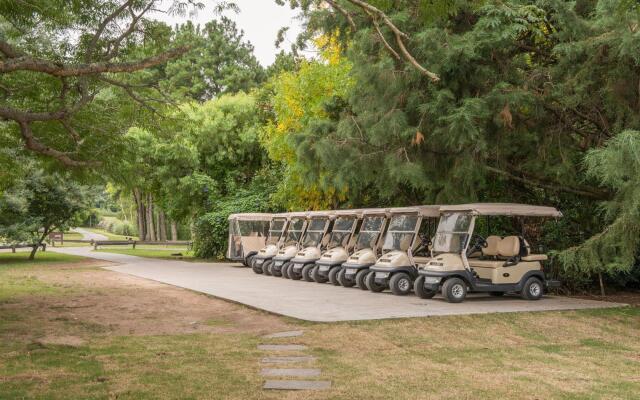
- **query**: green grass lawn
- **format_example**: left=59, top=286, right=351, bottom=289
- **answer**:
left=1, top=254, right=639, bottom=399
left=94, top=247, right=195, bottom=261
left=0, top=251, right=85, bottom=266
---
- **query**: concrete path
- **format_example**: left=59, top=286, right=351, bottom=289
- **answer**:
left=72, top=228, right=108, bottom=241
left=50, top=247, right=626, bottom=322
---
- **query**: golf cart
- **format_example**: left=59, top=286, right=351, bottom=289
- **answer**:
left=226, top=213, right=272, bottom=267
left=414, top=203, right=562, bottom=303
left=312, top=209, right=362, bottom=285
left=366, top=206, right=440, bottom=295
left=267, top=212, right=308, bottom=277
left=338, top=208, right=390, bottom=289
left=251, top=213, right=290, bottom=274
left=286, top=211, right=335, bottom=281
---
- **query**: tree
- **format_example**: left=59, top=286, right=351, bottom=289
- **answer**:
left=0, top=169, right=91, bottom=259
left=0, top=0, right=220, bottom=167
left=163, top=18, right=266, bottom=101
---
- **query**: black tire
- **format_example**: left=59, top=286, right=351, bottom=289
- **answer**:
left=302, top=264, right=315, bottom=282
left=281, top=262, right=291, bottom=279
left=365, top=271, right=385, bottom=293
left=328, top=267, right=341, bottom=286
left=263, top=260, right=273, bottom=276
left=244, top=254, right=255, bottom=268
left=337, top=268, right=355, bottom=287
left=355, top=269, right=369, bottom=290
left=312, top=265, right=328, bottom=283
left=442, top=277, right=467, bottom=303
left=489, top=291, right=505, bottom=297
left=521, top=277, right=544, bottom=300
left=390, top=272, right=412, bottom=296
left=272, top=263, right=282, bottom=277
left=289, top=264, right=302, bottom=280
left=251, top=258, right=263, bottom=274
left=413, top=276, right=436, bottom=299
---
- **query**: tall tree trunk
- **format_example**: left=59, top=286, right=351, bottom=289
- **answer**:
left=146, top=193, right=156, bottom=241
left=170, top=220, right=178, bottom=241
left=30, top=228, right=49, bottom=260
left=133, top=188, right=146, bottom=240
left=158, top=210, right=167, bottom=242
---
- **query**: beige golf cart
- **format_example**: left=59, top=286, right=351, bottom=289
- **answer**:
left=251, top=213, right=290, bottom=274
left=267, top=212, right=308, bottom=277
left=338, top=208, right=390, bottom=289
left=286, top=210, right=335, bottom=281
left=226, top=213, right=272, bottom=267
left=312, top=209, right=362, bottom=284
left=415, top=203, right=562, bottom=303
left=366, top=206, right=440, bottom=295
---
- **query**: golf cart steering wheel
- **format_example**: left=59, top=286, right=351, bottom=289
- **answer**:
left=466, top=234, right=488, bottom=257
left=418, top=233, right=432, bottom=248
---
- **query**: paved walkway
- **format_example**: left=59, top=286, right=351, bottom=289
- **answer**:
left=50, top=247, right=626, bottom=322
left=72, top=228, right=108, bottom=241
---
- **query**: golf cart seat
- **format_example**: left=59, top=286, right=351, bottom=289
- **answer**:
left=482, top=235, right=501, bottom=257
left=469, top=236, right=521, bottom=268
left=522, top=254, right=548, bottom=261
left=468, top=259, right=504, bottom=268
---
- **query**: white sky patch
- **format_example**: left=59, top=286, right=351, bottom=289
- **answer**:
left=152, top=0, right=310, bottom=66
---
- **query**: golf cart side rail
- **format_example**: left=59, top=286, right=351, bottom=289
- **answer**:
left=439, top=203, right=562, bottom=218
left=228, top=213, right=275, bottom=221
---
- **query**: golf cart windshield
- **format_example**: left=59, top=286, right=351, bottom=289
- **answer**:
left=355, top=216, right=385, bottom=250
left=302, top=218, right=328, bottom=247
left=227, top=215, right=270, bottom=260
left=327, top=216, right=356, bottom=248
left=433, top=212, right=473, bottom=254
left=382, top=214, right=419, bottom=252
left=266, top=218, right=286, bottom=245
left=283, top=218, right=305, bottom=245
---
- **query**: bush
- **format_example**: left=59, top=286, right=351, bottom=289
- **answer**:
left=98, top=217, right=137, bottom=237
left=192, top=189, right=272, bottom=259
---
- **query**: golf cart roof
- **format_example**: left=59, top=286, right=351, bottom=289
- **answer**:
left=307, top=210, right=336, bottom=219
left=334, top=209, right=364, bottom=217
left=360, top=208, right=390, bottom=216
left=272, top=213, right=289, bottom=219
left=388, top=205, right=441, bottom=217
left=288, top=211, right=308, bottom=218
left=439, top=203, right=562, bottom=217
left=227, top=213, right=273, bottom=221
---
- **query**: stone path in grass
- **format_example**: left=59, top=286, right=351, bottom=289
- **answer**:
left=259, top=330, right=331, bottom=391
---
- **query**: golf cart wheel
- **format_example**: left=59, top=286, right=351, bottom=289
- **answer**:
left=289, top=265, right=302, bottom=280
left=281, top=262, right=291, bottom=279
left=355, top=269, right=369, bottom=290
left=312, top=265, right=328, bottom=283
left=263, top=261, right=273, bottom=276
left=442, top=277, right=467, bottom=303
left=244, top=255, right=255, bottom=268
left=390, top=272, right=412, bottom=296
left=413, top=276, right=436, bottom=299
left=328, top=267, right=341, bottom=286
left=521, top=277, right=544, bottom=300
left=365, top=271, right=385, bottom=293
left=489, top=291, right=504, bottom=297
left=251, top=258, right=263, bottom=274
left=272, top=264, right=283, bottom=277
left=302, top=264, right=315, bottom=282
left=337, top=268, right=355, bottom=287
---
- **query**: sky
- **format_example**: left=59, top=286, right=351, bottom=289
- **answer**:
left=153, top=0, right=307, bottom=66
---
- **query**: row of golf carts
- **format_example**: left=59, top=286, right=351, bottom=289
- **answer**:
left=227, top=203, right=562, bottom=303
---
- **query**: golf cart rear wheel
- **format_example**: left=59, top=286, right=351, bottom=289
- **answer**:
left=521, top=277, right=544, bottom=300
left=312, top=265, right=328, bottom=283
left=302, top=264, right=315, bottom=282
left=365, top=271, right=385, bottom=293
left=251, top=258, right=263, bottom=274
left=337, top=268, right=355, bottom=287
left=390, top=272, right=412, bottom=296
left=355, top=269, right=369, bottom=290
left=263, top=261, right=273, bottom=276
left=328, top=267, right=341, bottom=286
left=442, top=277, right=467, bottom=303
left=413, top=276, right=436, bottom=299
left=281, top=262, right=291, bottom=279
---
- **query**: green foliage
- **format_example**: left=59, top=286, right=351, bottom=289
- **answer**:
left=98, top=217, right=137, bottom=237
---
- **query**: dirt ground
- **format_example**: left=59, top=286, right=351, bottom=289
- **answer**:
left=1, top=259, right=293, bottom=344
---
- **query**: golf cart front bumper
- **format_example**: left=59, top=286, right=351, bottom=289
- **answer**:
left=341, top=263, right=374, bottom=280
left=369, top=265, right=413, bottom=285
left=288, top=258, right=317, bottom=274
left=417, top=270, right=458, bottom=291
left=314, top=260, right=343, bottom=277
left=271, top=257, right=292, bottom=273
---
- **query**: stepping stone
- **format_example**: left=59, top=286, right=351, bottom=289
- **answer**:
left=258, top=344, right=307, bottom=351
left=262, top=330, right=304, bottom=339
left=261, top=368, right=321, bottom=377
left=261, top=356, right=316, bottom=364
left=263, top=380, right=332, bottom=390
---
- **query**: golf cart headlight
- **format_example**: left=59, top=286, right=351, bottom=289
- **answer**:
left=425, top=277, right=441, bottom=284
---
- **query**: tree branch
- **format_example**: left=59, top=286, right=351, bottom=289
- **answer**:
left=324, top=0, right=356, bottom=29
left=0, top=46, right=190, bottom=76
